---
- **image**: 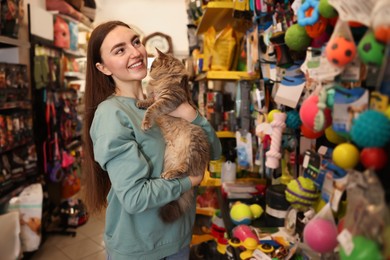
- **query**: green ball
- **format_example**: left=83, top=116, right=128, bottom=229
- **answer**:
left=339, top=236, right=382, bottom=260
left=319, top=0, right=338, bottom=18
left=285, top=24, right=312, bottom=51
left=357, top=31, right=386, bottom=66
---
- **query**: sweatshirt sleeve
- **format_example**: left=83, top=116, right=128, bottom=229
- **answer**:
left=191, top=111, right=222, bottom=161
left=90, top=104, right=192, bottom=214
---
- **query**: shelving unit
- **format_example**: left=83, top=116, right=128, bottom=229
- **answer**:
left=0, top=28, right=39, bottom=213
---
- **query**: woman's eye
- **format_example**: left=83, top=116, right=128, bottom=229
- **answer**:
left=115, top=48, right=125, bottom=55
left=133, top=38, right=141, bottom=47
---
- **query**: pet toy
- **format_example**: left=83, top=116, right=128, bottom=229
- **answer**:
left=350, top=110, right=390, bottom=148
left=357, top=31, right=386, bottom=66
left=285, top=176, right=319, bottom=211
left=332, top=143, right=360, bottom=170
left=325, top=36, right=356, bottom=67
left=303, top=218, right=338, bottom=253
left=285, top=24, right=312, bottom=52
left=266, top=112, right=286, bottom=169
left=360, top=147, right=388, bottom=170
left=339, top=235, right=382, bottom=260
left=230, top=202, right=263, bottom=225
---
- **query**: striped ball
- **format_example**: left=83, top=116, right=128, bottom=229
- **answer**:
left=285, top=177, right=319, bottom=211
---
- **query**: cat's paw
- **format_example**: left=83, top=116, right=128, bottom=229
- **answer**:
left=141, top=119, right=152, bottom=131
left=136, top=101, right=147, bottom=109
left=161, top=170, right=180, bottom=180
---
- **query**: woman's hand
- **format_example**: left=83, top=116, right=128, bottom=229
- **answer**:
left=189, top=174, right=204, bottom=187
left=169, top=102, right=197, bottom=122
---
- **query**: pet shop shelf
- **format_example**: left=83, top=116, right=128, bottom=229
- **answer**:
left=196, top=70, right=258, bottom=81
left=196, top=1, right=234, bottom=35
left=0, top=36, right=30, bottom=48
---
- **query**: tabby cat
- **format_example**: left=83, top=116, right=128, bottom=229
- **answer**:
left=136, top=49, right=210, bottom=223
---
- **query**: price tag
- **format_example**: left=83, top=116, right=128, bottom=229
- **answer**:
left=337, top=229, right=354, bottom=256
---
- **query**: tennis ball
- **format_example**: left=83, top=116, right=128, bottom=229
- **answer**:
left=267, top=109, right=281, bottom=123
left=230, top=202, right=252, bottom=225
left=285, top=24, right=312, bottom=51
left=319, top=0, right=338, bottom=18
left=332, top=143, right=360, bottom=169
left=285, top=177, right=319, bottom=210
left=249, top=204, right=263, bottom=219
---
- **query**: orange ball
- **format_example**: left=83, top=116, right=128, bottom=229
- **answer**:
left=325, top=36, right=356, bottom=67
left=301, top=124, right=324, bottom=139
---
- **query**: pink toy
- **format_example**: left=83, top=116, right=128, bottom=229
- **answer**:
left=300, top=95, right=332, bottom=131
left=266, top=112, right=286, bottom=169
left=232, top=225, right=258, bottom=242
left=303, top=218, right=338, bottom=253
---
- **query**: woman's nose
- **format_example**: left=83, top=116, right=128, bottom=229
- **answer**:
left=128, top=44, right=142, bottom=58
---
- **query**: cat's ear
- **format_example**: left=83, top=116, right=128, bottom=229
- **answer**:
left=155, top=48, right=165, bottom=57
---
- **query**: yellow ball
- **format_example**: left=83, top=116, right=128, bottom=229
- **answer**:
left=249, top=204, right=263, bottom=219
left=267, top=109, right=281, bottom=123
left=325, top=127, right=347, bottom=144
left=332, top=143, right=360, bottom=169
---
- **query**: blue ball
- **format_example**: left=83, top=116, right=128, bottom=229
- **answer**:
left=286, top=110, right=302, bottom=129
left=351, top=110, right=390, bottom=148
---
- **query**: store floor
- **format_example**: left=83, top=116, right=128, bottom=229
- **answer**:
left=31, top=210, right=106, bottom=260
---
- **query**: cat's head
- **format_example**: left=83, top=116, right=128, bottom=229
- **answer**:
left=149, top=48, right=189, bottom=79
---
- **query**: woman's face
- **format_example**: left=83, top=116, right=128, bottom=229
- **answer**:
left=96, top=26, right=148, bottom=84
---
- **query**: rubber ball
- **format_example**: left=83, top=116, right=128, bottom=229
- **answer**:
left=350, top=110, right=390, bottom=148
left=304, top=218, right=338, bottom=253
left=332, top=143, right=360, bottom=169
left=286, top=110, right=302, bottom=129
left=325, top=36, right=356, bottom=67
left=360, top=147, right=388, bottom=170
left=339, top=236, right=382, bottom=260
left=357, top=31, right=386, bottom=66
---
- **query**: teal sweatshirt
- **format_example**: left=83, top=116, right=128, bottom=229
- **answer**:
left=90, top=95, right=222, bottom=260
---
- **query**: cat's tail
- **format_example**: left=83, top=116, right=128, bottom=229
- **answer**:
left=159, top=190, right=194, bottom=223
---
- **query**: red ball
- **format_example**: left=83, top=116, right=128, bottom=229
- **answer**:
left=300, top=95, right=332, bottom=131
left=360, top=148, right=388, bottom=170
left=301, top=124, right=324, bottom=139
left=325, top=36, right=356, bottom=67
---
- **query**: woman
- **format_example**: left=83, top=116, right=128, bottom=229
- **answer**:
left=82, top=20, right=222, bottom=260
